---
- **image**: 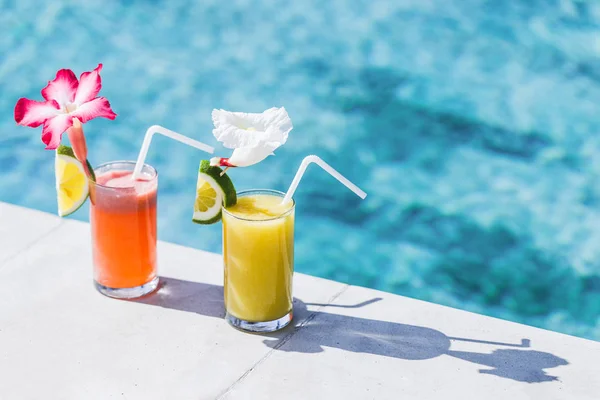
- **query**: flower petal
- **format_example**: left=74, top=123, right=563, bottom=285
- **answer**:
left=14, top=98, right=60, bottom=127
left=41, top=114, right=73, bottom=150
left=70, top=97, right=117, bottom=123
left=41, top=69, right=78, bottom=106
left=211, top=109, right=264, bottom=149
left=211, top=107, right=292, bottom=150
left=262, top=107, right=293, bottom=144
left=228, top=146, right=274, bottom=167
left=74, top=64, right=103, bottom=105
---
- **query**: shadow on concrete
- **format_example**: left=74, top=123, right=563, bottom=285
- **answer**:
left=133, top=276, right=226, bottom=319
left=134, top=277, right=568, bottom=383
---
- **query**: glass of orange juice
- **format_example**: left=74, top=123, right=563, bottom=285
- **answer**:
left=90, top=161, right=159, bottom=299
left=222, top=189, right=295, bottom=332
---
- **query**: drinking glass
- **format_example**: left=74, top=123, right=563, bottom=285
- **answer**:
left=90, top=161, right=159, bottom=299
left=222, top=189, right=295, bottom=332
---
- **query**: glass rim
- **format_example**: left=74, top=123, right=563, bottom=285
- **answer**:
left=91, top=160, right=158, bottom=190
left=222, top=188, right=295, bottom=222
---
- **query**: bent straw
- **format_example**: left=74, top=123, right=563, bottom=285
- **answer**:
left=132, top=125, right=215, bottom=179
left=281, top=155, right=367, bottom=204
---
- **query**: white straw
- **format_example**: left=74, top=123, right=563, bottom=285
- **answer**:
left=281, top=155, right=367, bottom=204
left=132, top=125, right=215, bottom=179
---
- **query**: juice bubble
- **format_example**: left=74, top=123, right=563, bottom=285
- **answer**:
left=99, top=171, right=155, bottom=195
left=94, top=170, right=157, bottom=212
left=103, top=174, right=135, bottom=188
left=227, top=195, right=293, bottom=220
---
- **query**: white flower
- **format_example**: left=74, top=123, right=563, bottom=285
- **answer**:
left=209, top=107, right=293, bottom=167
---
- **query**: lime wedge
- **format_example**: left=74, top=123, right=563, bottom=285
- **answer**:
left=192, top=160, right=237, bottom=224
left=55, top=145, right=90, bottom=217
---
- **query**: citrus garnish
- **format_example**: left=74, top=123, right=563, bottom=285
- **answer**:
left=192, top=160, right=237, bottom=224
left=55, top=145, right=91, bottom=217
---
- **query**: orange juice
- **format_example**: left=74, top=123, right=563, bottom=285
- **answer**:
left=90, top=161, right=158, bottom=298
left=222, top=190, right=295, bottom=331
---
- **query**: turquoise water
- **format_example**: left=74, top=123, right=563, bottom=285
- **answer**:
left=2, top=0, right=600, bottom=340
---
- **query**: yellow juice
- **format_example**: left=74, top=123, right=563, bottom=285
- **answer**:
left=222, top=190, right=295, bottom=323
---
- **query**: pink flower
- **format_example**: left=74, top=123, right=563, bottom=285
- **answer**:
left=14, top=64, right=117, bottom=150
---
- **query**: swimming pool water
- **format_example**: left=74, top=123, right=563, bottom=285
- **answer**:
left=2, top=0, right=600, bottom=340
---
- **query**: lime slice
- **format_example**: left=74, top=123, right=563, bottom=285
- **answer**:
left=55, top=145, right=90, bottom=217
left=192, top=160, right=237, bottom=224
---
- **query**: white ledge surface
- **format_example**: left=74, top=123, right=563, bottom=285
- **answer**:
left=0, top=202, right=599, bottom=400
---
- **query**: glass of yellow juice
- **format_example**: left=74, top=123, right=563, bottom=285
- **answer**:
left=222, top=189, right=295, bottom=332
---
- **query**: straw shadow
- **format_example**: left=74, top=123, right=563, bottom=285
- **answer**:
left=133, top=277, right=568, bottom=383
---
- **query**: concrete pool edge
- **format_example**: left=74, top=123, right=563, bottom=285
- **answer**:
left=1, top=201, right=599, bottom=399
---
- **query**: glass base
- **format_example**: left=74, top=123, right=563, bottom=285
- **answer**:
left=226, top=310, right=293, bottom=333
left=94, top=276, right=159, bottom=299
